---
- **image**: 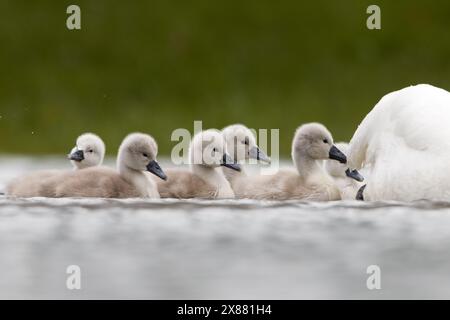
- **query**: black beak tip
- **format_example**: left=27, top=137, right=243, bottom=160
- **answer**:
left=221, top=162, right=241, bottom=172
left=221, top=154, right=241, bottom=172
left=345, top=168, right=365, bottom=182
left=147, top=160, right=167, bottom=181
left=356, top=184, right=366, bottom=201
left=249, top=147, right=271, bottom=163
left=329, top=145, right=347, bottom=164
left=68, top=150, right=84, bottom=162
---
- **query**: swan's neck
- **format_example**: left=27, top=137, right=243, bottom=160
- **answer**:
left=293, top=152, right=326, bottom=181
left=191, top=164, right=235, bottom=199
left=222, top=165, right=246, bottom=185
left=294, top=152, right=340, bottom=200
left=118, top=161, right=159, bottom=198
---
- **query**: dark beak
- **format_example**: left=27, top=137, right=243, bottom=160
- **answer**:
left=146, top=160, right=167, bottom=180
left=221, top=153, right=241, bottom=172
left=328, top=145, right=347, bottom=164
left=345, top=168, right=365, bottom=182
left=356, top=184, right=366, bottom=201
left=248, top=146, right=271, bottom=163
left=68, top=150, right=84, bottom=162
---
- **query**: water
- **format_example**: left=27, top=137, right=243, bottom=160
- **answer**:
left=1, top=157, right=450, bottom=299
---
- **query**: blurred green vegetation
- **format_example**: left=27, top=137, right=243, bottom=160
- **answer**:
left=0, top=0, right=450, bottom=156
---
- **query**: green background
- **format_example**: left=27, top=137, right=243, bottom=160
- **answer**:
left=0, top=0, right=449, bottom=156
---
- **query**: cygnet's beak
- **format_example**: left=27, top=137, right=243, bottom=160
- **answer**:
left=221, top=153, right=241, bottom=172
left=68, top=149, right=84, bottom=162
left=345, top=168, right=365, bottom=182
left=356, top=184, right=367, bottom=201
left=328, top=145, right=347, bottom=164
left=248, top=146, right=271, bottom=164
left=147, top=160, right=167, bottom=180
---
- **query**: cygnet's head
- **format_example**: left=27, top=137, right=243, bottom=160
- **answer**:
left=68, top=133, right=105, bottom=169
left=222, top=124, right=271, bottom=163
left=292, top=123, right=347, bottom=163
left=190, top=129, right=241, bottom=171
left=324, top=142, right=349, bottom=177
left=118, top=132, right=167, bottom=180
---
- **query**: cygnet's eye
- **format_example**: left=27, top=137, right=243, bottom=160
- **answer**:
left=243, top=137, right=249, bottom=145
left=323, top=139, right=329, bottom=144
left=212, top=148, right=217, bottom=153
left=88, top=150, right=94, bottom=153
left=143, top=153, right=148, bottom=158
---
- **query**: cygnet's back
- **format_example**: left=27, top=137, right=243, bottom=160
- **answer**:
left=6, top=170, right=65, bottom=198
left=231, top=168, right=332, bottom=200
left=156, top=168, right=217, bottom=199
left=52, top=167, right=141, bottom=198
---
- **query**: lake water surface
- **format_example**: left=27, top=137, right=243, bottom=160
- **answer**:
left=1, top=156, right=450, bottom=299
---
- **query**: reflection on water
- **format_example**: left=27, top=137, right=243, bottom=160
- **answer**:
left=1, top=157, right=450, bottom=299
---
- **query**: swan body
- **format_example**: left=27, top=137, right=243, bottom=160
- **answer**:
left=6, top=170, right=64, bottom=198
left=7, top=133, right=166, bottom=198
left=347, top=84, right=450, bottom=201
left=156, top=168, right=218, bottom=199
left=156, top=129, right=240, bottom=199
left=231, top=123, right=345, bottom=200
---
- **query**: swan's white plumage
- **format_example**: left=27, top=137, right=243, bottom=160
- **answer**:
left=347, top=84, right=450, bottom=201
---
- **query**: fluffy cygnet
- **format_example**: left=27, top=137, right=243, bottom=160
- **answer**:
left=5, top=132, right=106, bottom=195
left=221, top=124, right=270, bottom=186
left=231, top=123, right=347, bottom=200
left=156, top=129, right=241, bottom=199
left=6, top=133, right=166, bottom=198
left=68, top=133, right=105, bottom=169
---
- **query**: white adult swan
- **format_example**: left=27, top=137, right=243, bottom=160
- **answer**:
left=6, top=133, right=166, bottom=198
left=347, top=84, right=450, bottom=201
left=221, top=124, right=271, bottom=188
left=231, top=123, right=346, bottom=200
left=68, top=133, right=105, bottom=169
left=156, top=129, right=241, bottom=199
